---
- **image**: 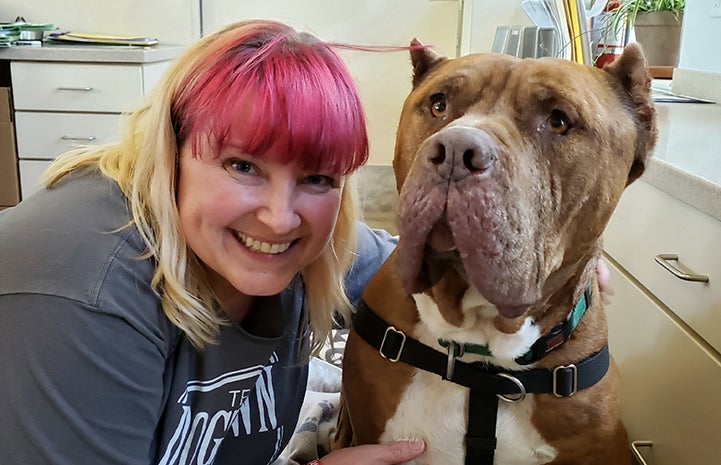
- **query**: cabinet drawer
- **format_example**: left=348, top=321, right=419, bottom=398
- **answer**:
left=604, top=180, right=721, bottom=353
left=605, top=258, right=721, bottom=465
left=15, top=112, right=122, bottom=159
left=11, top=61, right=145, bottom=112
left=18, top=159, right=51, bottom=199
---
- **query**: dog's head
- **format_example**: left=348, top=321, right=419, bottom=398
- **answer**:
left=393, top=43, right=657, bottom=319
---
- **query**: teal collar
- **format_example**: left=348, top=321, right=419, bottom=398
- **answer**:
left=438, top=284, right=592, bottom=366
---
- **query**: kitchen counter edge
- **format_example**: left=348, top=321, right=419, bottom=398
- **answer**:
left=642, top=158, right=721, bottom=223
left=0, top=43, right=186, bottom=63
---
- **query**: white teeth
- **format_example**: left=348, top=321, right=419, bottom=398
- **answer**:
left=237, top=232, right=291, bottom=255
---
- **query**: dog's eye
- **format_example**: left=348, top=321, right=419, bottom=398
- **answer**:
left=547, top=109, right=570, bottom=134
left=430, top=94, right=447, bottom=118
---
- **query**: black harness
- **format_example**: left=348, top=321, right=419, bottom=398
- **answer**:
left=351, top=288, right=609, bottom=465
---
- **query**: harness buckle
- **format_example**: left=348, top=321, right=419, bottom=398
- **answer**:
left=553, top=364, right=578, bottom=397
left=379, top=326, right=406, bottom=362
left=445, top=342, right=464, bottom=379
left=497, top=373, right=526, bottom=403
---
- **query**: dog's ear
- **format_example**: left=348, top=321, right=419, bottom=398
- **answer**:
left=410, top=38, right=446, bottom=88
left=602, top=42, right=658, bottom=185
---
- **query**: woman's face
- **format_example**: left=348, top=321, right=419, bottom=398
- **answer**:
left=176, top=135, right=344, bottom=305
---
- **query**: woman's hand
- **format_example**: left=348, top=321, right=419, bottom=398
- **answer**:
left=596, top=258, right=614, bottom=304
left=318, top=440, right=425, bottom=465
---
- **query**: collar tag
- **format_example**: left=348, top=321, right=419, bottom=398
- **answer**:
left=544, top=328, right=567, bottom=353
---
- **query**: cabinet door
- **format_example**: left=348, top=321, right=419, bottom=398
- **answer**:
left=201, top=0, right=462, bottom=165
left=604, top=256, right=721, bottom=465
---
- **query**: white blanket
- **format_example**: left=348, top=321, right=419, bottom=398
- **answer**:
left=272, top=330, right=348, bottom=465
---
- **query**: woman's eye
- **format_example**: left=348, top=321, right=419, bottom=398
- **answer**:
left=305, top=174, right=336, bottom=188
left=547, top=109, right=570, bottom=135
left=430, top=93, right=447, bottom=118
left=224, top=158, right=257, bottom=176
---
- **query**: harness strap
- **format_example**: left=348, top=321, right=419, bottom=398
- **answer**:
left=466, top=391, right=499, bottom=465
left=352, top=297, right=611, bottom=465
left=352, top=300, right=610, bottom=396
left=352, top=301, right=611, bottom=465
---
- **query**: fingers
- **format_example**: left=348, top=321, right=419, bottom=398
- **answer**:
left=320, top=440, right=425, bottom=465
left=383, top=440, right=426, bottom=463
left=596, top=258, right=615, bottom=304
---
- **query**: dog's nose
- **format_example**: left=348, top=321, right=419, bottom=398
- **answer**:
left=425, top=126, right=497, bottom=181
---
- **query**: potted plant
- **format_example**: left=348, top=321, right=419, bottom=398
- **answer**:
left=604, top=0, right=685, bottom=67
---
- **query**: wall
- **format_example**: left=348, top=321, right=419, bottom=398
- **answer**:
left=678, top=0, right=721, bottom=73
left=462, top=0, right=530, bottom=54
left=0, top=0, right=525, bottom=51
left=672, top=0, right=721, bottom=102
left=0, top=0, right=200, bottom=45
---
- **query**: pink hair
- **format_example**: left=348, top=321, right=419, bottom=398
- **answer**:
left=172, top=20, right=369, bottom=175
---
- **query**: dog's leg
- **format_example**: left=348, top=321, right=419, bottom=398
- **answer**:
left=331, top=391, right=355, bottom=450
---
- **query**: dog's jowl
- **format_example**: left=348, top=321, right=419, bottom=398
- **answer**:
left=333, top=43, right=657, bottom=465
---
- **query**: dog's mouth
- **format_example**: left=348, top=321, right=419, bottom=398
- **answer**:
left=397, top=206, right=536, bottom=320
left=413, top=247, right=530, bottom=320
left=427, top=218, right=456, bottom=253
left=416, top=248, right=463, bottom=292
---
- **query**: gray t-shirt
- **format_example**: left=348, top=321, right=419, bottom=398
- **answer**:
left=0, top=169, right=396, bottom=465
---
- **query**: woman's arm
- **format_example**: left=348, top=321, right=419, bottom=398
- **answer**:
left=0, top=294, right=167, bottom=465
left=342, top=222, right=398, bottom=308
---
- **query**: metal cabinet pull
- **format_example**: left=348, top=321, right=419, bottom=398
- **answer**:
left=61, top=136, right=97, bottom=142
left=654, top=254, right=710, bottom=283
left=630, top=441, right=653, bottom=465
left=57, top=86, right=94, bottom=91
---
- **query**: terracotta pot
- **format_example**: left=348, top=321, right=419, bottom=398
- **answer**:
left=633, top=11, right=683, bottom=67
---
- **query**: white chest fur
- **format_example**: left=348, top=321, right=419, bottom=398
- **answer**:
left=377, top=288, right=558, bottom=464
left=380, top=371, right=556, bottom=465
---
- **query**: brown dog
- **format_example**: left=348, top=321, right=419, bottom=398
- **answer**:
left=333, top=43, right=657, bottom=465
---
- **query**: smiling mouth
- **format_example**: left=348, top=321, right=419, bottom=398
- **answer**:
left=235, top=232, right=293, bottom=255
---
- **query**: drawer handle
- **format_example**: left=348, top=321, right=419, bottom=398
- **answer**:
left=61, top=135, right=97, bottom=142
left=654, top=254, right=710, bottom=282
left=630, top=440, right=653, bottom=465
left=57, top=86, right=94, bottom=92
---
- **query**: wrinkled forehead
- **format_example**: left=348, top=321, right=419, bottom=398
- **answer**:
left=409, top=53, right=616, bottom=115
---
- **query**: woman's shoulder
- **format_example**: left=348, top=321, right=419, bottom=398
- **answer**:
left=354, top=221, right=397, bottom=264
left=342, top=223, right=398, bottom=306
left=0, top=168, right=158, bottom=322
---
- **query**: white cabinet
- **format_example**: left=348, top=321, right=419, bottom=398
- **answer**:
left=10, top=60, right=169, bottom=199
left=201, top=0, right=462, bottom=165
left=604, top=257, right=721, bottom=465
left=605, top=180, right=721, bottom=354
left=604, top=179, right=721, bottom=465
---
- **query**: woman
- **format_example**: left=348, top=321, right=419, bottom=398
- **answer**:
left=0, top=20, right=424, bottom=465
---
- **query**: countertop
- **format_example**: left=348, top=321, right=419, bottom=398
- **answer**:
left=0, top=42, right=185, bottom=63
left=643, top=81, right=721, bottom=223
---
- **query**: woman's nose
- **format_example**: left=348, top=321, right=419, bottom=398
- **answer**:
left=256, top=187, right=302, bottom=235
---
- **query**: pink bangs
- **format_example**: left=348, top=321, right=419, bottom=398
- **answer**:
left=173, top=22, right=369, bottom=175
